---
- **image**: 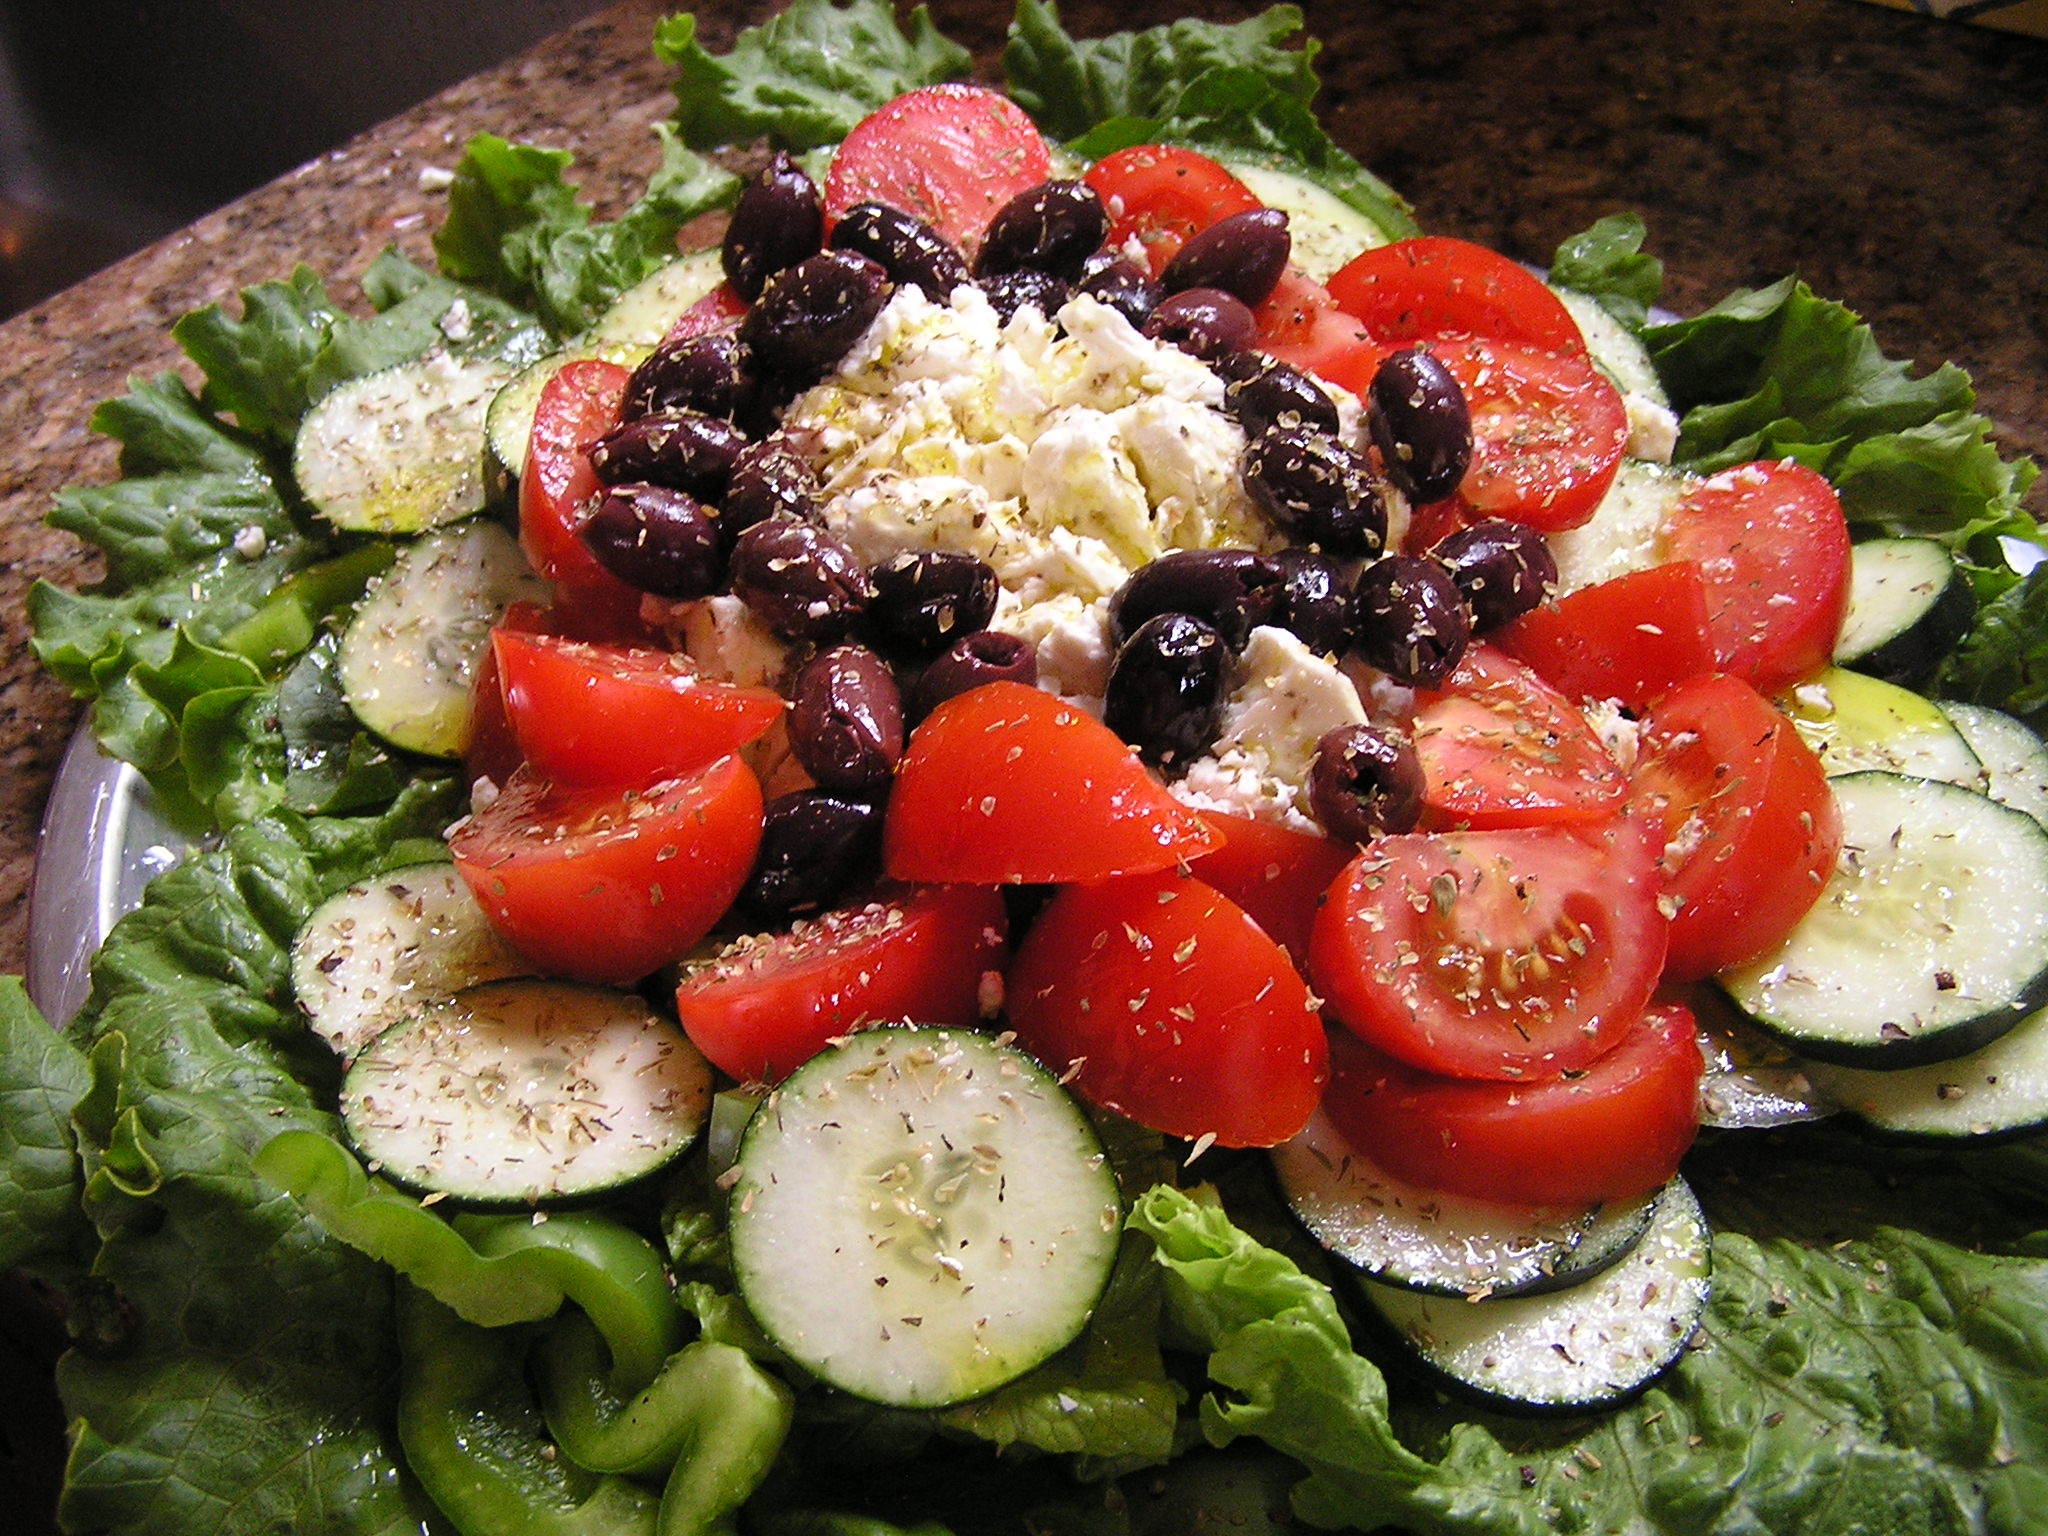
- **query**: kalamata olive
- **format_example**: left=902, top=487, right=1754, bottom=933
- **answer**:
left=740, top=791, right=885, bottom=921
left=728, top=515, right=874, bottom=641
left=1076, top=257, right=1162, bottom=329
left=1367, top=347, right=1473, bottom=504
left=1308, top=724, right=1426, bottom=844
left=721, top=438, right=823, bottom=545
left=587, top=409, right=748, bottom=498
left=1108, top=548, right=1287, bottom=652
left=740, top=251, right=892, bottom=388
left=722, top=151, right=825, bottom=302
left=1241, top=425, right=1388, bottom=558
left=974, top=180, right=1108, bottom=281
left=788, top=643, right=904, bottom=796
left=866, top=549, right=999, bottom=655
left=1351, top=554, right=1472, bottom=688
left=1431, top=518, right=1557, bottom=631
left=829, top=202, right=970, bottom=298
left=1272, top=547, right=1356, bottom=656
left=1220, top=354, right=1341, bottom=439
left=620, top=332, right=756, bottom=422
left=909, top=630, right=1037, bottom=720
left=1103, top=612, right=1228, bottom=773
left=1142, top=287, right=1256, bottom=360
left=1159, top=208, right=1290, bottom=306
left=577, top=483, right=723, bottom=599
left=981, top=268, right=1072, bottom=324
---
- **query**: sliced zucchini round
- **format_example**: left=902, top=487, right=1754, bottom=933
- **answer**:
left=1834, top=537, right=1975, bottom=683
left=1271, top=1108, right=1657, bottom=1299
left=336, top=518, right=549, bottom=758
left=1777, top=665, right=1985, bottom=788
left=291, top=861, right=530, bottom=1060
left=1807, top=1003, right=2048, bottom=1141
left=341, top=979, right=711, bottom=1206
left=1721, top=770, right=2048, bottom=1067
left=727, top=1026, right=1122, bottom=1408
left=1939, top=701, right=2048, bottom=831
left=1356, top=1178, right=1709, bottom=1415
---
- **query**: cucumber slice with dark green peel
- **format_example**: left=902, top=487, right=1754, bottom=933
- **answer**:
left=291, top=861, right=531, bottom=1060
left=341, top=979, right=712, bottom=1206
left=336, top=519, right=549, bottom=758
left=727, top=1026, right=1122, bottom=1408
left=1778, top=665, right=1984, bottom=788
left=295, top=350, right=522, bottom=533
left=1222, top=162, right=1392, bottom=284
left=1940, top=701, right=2048, bottom=831
left=1807, top=1003, right=2048, bottom=1140
left=1834, top=537, right=1975, bottom=683
left=1721, top=770, right=2048, bottom=1068
left=1356, top=1178, right=1709, bottom=1415
left=1271, top=1107, right=1658, bottom=1299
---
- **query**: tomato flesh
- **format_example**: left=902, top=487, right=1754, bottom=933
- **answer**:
left=1252, top=268, right=1387, bottom=398
left=1326, top=237, right=1586, bottom=357
left=1188, top=811, right=1355, bottom=971
left=1322, top=1004, right=1704, bottom=1206
left=674, top=883, right=1009, bottom=1083
left=1006, top=869, right=1327, bottom=1147
left=1435, top=336, right=1628, bottom=532
left=520, top=359, right=646, bottom=605
left=450, top=757, right=763, bottom=986
left=1082, top=145, right=1262, bottom=277
left=1309, top=819, right=1667, bottom=1081
left=1495, top=561, right=1718, bottom=711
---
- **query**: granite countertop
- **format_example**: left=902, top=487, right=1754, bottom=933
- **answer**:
left=2, top=0, right=2043, bottom=987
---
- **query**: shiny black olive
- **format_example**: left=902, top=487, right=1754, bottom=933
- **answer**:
left=1220, top=353, right=1341, bottom=439
left=740, top=251, right=892, bottom=388
left=740, top=791, right=884, bottom=921
left=981, top=268, right=1072, bottom=324
left=577, top=483, right=723, bottom=599
left=1367, top=347, right=1473, bottom=504
left=728, top=515, right=874, bottom=641
left=1241, top=425, right=1388, bottom=558
left=587, top=409, right=748, bottom=499
left=1142, top=287, right=1256, bottom=360
left=1108, top=548, right=1287, bottom=652
left=1308, top=724, right=1426, bottom=843
left=974, top=180, right=1108, bottom=281
left=1272, top=547, right=1356, bottom=656
left=621, top=332, right=756, bottom=422
left=722, top=152, right=825, bottom=302
left=866, top=549, right=999, bottom=655
left=1103, top=612, right=1228, bottom=774
left=829, top=202, right=971, bottom=298
left=721, top=438, right=823, bottom=546
left=1076, top=255, right=1163, bottom=329
left=1430, top=518, right=1557, bottom=631
left=787, top=643, right=904, bottom=796
left=909, top=630, right=1037, bottom=720
left=1351, top=554, right=1472, bottom=687
left=1159, top=208, right=1290, bottom=306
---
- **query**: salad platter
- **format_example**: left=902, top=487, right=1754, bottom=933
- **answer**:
left=5, top=2, right=2048, bottom=1535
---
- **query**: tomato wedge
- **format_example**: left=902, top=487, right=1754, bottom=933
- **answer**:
left=1082, top=144, right=1263, bottom=277
left=1434, top=336, right=1628, bottom=532
left=1410, top=645, right=1629, bottom=829
left=520, top=359, right=646, bottom=611
left=1309, top=819, right=1667, bottom=1081
left=1006, top=869, right=1326, bottom=1147
left=883, top=682, right=1218, bottom=884
left=1322, top=1004, right=1704, bottom=1206
left=450, top=757, right=763, bottom=986
left=661, top=281, right=749, bottom=343
left=1251, top=268, right=1387, bottom=398
left=493, top=629, right=784, bottom=789
left=1627, top=673, right=1842, bottom=980
left=1187, top=811, right=1354, bottom=970
left=1326, top=237, right=1586, bottom=357
left=1663, top=460, right=1852, bottom=694
left=1495, top=561, right=1718, bottom=710
left=824, top=84, right=1052, bottom=256
left=674, top=883, right=1009, bottom=1083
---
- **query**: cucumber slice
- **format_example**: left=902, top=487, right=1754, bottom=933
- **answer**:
left=1547, top=459, right=1688, bottom=597
left=291, top=862, right=531, bottom=1060
left=1833, top=537, right=1975, bottom=683
left=1939, top=701, right=2048, bottom=831
left=1553, top=287, right=1668, bottom=408
left=727, top=1026, right=1122, bottom=1408
left=1220, top=162, right=1392, bottom=284
left=1777, top=666, right=1985, bottom=788
left=341, top=979, right=712, bottom=1206
left=1807, top=1003, right=2048, bottom=1140
left=1271, top=1107, right=1657, bottom=1299
left=295, top=350, right=520, bottom=533
left=336, top=519, right=549, bottom=758
left=1357, top=1178, right=1709, bottom=1415
left=1721, top=770, right=2048, bottom=1067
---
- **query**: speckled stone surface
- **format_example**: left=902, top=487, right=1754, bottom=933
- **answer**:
left=1, top=0, right=2043, bottom=987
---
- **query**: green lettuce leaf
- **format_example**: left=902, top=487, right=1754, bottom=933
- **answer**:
left=655, top=0, right=971, bottom=152
left=1938, top=561, right=2048, bottom=732
left=0, top=979, right=95, bottom=1275
left=1548, top=212, right=1664, bottom=329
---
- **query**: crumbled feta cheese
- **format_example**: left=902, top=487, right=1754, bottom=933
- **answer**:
left=1624, top=392, right=1679, bottom=463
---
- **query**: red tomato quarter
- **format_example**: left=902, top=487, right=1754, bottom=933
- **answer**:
left=493, top=629, right=783, bottom=789
left=1322, top=1004, right=1704, bottom=1206
left=1082, top=144, right=1263, bottom=277
left=1326, top=237, right=1586, bottom=357
left=1006, top=869, right=1327, bottom=1147
left=1252, top=268, right=1387, bottom=398
left=1494, top=561, right=1718, bottom=711
left=450, top=757, right=762, bottom=986
left=825, top=85, right=1052, bottom=255
left=883, top=682, right=1218, bottom=884
left=520, top=359, right=646, bottom=606
left=1309, top=819, right=1667, bottom=1081
left=662, top=281, right=749, bottom=342
left=1627, top=673, right=1842, bottom=980
left=1188, top=811, right=1355, bottom=971
left=1435, top=337, right=1628, bottom=532
left=1663, top=460, right=1852, bottom=694
left=674, top=883, right=1009, bottom=1083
